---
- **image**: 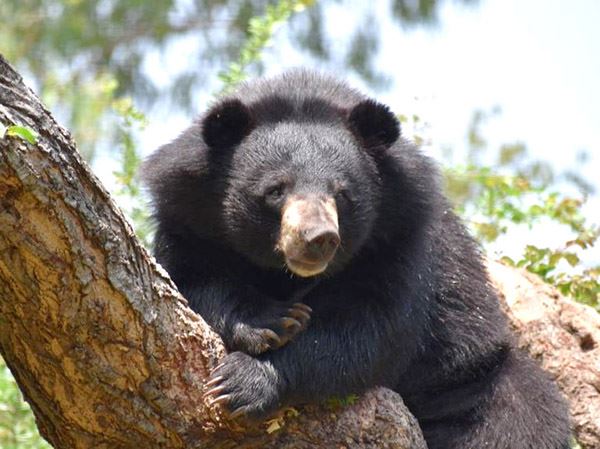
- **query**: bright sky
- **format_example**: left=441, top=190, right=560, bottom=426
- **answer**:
left=377, top=0, right=600, bottom=173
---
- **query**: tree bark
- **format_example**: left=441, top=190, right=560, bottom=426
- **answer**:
left=489, top=261, right=600, bottom=449
left=0, top=55, right=426, bottom=449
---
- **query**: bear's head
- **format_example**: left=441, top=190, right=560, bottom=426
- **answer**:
left=198, top=95, right=400, bottom=277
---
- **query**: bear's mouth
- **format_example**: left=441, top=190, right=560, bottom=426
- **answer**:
left=285, top=258, right=329, bottom=277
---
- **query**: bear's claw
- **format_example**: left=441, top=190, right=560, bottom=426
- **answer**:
left=229, top=301, right=312, bottom=355
left=204, top=352, right=281, bottom=422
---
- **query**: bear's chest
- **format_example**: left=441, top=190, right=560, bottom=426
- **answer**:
left=242, top=268, right=320, bottom=302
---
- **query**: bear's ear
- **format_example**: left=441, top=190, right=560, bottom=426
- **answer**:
left=347, top=99, right=400, bottom=150
left=202, top=99, right=255, bottom=149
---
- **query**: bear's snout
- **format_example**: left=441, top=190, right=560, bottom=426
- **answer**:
left=304, top=227, right=340, bottom=261
left=277, top=195, right=339, bottom=277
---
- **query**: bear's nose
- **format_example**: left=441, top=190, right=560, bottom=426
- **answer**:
left=305, top=228, right=340, bottom=261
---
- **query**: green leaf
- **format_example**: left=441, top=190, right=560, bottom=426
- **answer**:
left=500, top=256, right=516, bottom=266
left=564, top=253, right=580, bottom=267
left=548, top=252, right=562, bottom=268
left=6, top=125, right=38, bottom=144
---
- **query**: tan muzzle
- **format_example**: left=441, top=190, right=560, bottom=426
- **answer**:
left=277, top=194, right=340, bottom=277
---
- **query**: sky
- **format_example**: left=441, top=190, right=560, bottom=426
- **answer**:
left=95, top=0, right=599, bottom=263
left=376, top=0, right=600, bottom=173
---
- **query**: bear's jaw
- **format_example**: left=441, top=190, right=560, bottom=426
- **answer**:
left=285, top=257, right=329, bottom=277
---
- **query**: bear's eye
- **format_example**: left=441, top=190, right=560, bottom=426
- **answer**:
left=333, top=180, right=352, bottom=204
left=264, top=183, right=286, bottom=203
left=335, top=188, right=352, bottom=203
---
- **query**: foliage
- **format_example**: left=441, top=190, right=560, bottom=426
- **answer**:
left=324, top=394, right=359, bottom=410
left=110, top=97, right=154, bottom=247
left=0, top=124, right=39, bottom=145
left=0, top=359, right=51, bottom=449
left=42, top=71, right=121, bottom=160
left=218, top=0, right=315, bottom=91
left=443, top=110, right=599, bottom=311
left=1, top=0, right=474, bottom=162
left=447, top=164, right=599, bottom=311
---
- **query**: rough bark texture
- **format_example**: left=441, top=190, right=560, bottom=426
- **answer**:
left=489, top=261, right=600, bottom=449
left=0, top=55, right=426, bottom=448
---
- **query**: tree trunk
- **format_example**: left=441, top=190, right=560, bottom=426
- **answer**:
left=0, top=55, right=426, bottom=449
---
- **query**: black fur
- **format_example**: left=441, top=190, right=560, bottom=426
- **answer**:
left=348, top=99, right=400, bottom=150
left=202, top=99, right=255, bottom=149
left=142, top=69, right=570, bottom=449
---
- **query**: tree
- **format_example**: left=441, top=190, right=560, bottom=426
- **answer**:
left=0, top=55, right=427, bottom=449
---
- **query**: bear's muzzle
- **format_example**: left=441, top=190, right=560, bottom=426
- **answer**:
left=277, top=194, right=340, bottom=277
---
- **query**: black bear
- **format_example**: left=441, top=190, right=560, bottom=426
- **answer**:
left=142, top=70, right=570, bottom=449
